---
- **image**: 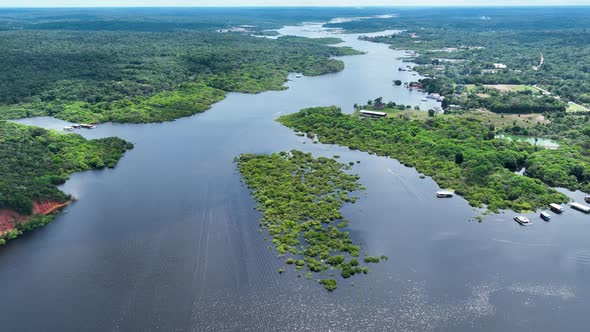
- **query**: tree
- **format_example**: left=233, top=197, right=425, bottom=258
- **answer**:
left=455, top=152, right=464, bottom=165
left=428, top=109, right=436, bottom=117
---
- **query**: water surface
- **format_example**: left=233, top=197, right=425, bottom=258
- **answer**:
left=3, top=21, right=590, bottom=332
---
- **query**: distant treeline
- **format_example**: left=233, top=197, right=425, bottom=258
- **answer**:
left=0, top=12, right=362, bottom=123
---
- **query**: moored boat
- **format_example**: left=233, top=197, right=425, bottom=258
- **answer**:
left=571, top=202, right=590, bottom=214
left=514, top=216, right=532, bottom=225
left=540, top=211, right=551, bottom=221
left=63, top=126, right=73, bottom=131
left=549, top=203, right=564, bottom=214
left=436, top=190, right=453, bottom=198
left=585, top=196, right=590, bottom=203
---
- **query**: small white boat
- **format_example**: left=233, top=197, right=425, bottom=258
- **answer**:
left=436, top=190, right=453, bottom=198
left=295, top=74, right=302, bottom=78
left=540, top=211, right=551, bottom=221
left=80, top=124, right=96, bottom=129
left=63, top=126, right=73, bottom=131
left=421, top=98, right=427, bottom=102
left=514, top=216, right=532, bottom=225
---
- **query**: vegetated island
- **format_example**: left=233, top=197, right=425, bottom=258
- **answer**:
left=237, top=150, right=385, bottom=291
left=0, top=23, right=361, bottom=123
left=0, top=121, right=133, bottom=246
left=277, top=106, right=583, bottom=213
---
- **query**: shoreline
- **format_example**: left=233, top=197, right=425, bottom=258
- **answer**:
left=0, top=200, right=74, bottom=242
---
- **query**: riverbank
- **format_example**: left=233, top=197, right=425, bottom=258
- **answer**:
left=0, top=121, right=132, bottom=246
left=0, top=200, right=72, bottom=245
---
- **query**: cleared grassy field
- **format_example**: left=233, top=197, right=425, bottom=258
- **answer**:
left=567, top=102, right=590, bottom=113
left=462, top=84, right=537, bottom=93
left=356, top=108, right=547, bottom=131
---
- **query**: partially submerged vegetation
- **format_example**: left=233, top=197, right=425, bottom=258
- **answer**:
left=237, top=150, right=381, bottom=291
left=0, top=121, right=132, bottom=244
left=278, top=106, right=574, bottom=212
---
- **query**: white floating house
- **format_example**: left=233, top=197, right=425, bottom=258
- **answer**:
left=359, top=110, right=387, bottom=118
left=549, top=203, right=564, bottom=213
left=436, top=190, right=453, bottom=198
left=571, top=202, right=590, bottom=214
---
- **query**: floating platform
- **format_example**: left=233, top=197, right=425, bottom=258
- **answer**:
left=571, top=202, right=590, bottom=214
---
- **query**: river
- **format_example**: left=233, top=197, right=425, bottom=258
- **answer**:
left=2, top=20, right=589, bottom=332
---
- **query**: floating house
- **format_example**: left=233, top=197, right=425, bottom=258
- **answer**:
left=359, top=110, right=387, bottom=118
left=514, top=216, right=532, bottom=225
left=426, top=93, right=444, bottom=102
left=436, top=190, right=453, bottom=198
left=540, top=211, right=551, bottom=221
left=571, top=202, right=590, bottom=214
left=549, top=203, right=564, bottom=213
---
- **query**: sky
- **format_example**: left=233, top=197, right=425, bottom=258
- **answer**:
left=1, top=0, right=590, bottom=7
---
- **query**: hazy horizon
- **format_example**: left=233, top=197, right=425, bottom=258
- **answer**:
left=2, top=0, right=590, bottom=8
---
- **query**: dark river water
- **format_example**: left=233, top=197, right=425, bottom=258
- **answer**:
left=3, top=21, right=590, bottom=332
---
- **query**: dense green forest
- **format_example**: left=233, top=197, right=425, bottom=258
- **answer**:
left=237, top=150, right=380, bottom=291
left=337, top=8, right=590, bottom=171
left=278, top=106, right=577, bottom=212
left=0, top=9, right=363, bottom=123
left=339, top=8, right=590, bottom=106
left=0, top=121, right=132, bottom=215
left=0, top=7, right=388, bottom=32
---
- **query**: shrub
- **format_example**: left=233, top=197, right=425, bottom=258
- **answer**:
left=319, top=279, right=337, bottom=291
left=364, top=256, right=380, bottom=263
